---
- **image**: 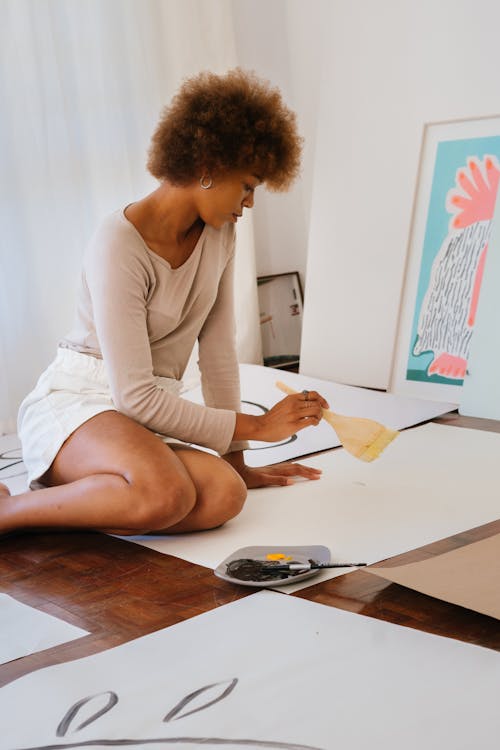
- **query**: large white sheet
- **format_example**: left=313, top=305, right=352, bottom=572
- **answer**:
left=0, top=591, right=498, bottom=749
left=128, top=423, right=500, bottom=592
left=0, top=364, right=454, bottom=493
left=183, top=363, right=456, bottom=466
left=0, top=594, right=88, bottom=665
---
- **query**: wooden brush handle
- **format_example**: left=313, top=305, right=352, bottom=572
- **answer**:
left=275, top=380, right=339, bottom=421
left=276, top=380, right=299, bottom=397
left=275, top=380, right=376, bottom=433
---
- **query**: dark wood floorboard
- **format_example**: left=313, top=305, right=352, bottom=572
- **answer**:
left=1, top=411, right=499, bottom=687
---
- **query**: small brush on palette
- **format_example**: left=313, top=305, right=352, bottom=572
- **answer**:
left=226, top=558, right=367, bottom=582
left=215, top=546, right=366, bottom=587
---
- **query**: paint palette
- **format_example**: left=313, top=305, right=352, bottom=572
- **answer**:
left=214, top=545, right=331, bottom=588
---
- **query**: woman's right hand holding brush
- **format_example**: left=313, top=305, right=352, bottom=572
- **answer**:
left=233, top=390, right=329, bottom=442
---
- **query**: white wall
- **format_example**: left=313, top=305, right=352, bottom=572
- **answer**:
left=300, top=0, right=500, bottom=388
left=232, top=0, right=328, bottom=283
left=0, top=0, right=260, bottom=432
left=6, top=0, right=499, bottom=430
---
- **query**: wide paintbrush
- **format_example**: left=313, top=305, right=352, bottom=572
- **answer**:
left=276, top=380, right=399, bottom=462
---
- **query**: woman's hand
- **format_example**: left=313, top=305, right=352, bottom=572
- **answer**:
left=239, top=462, right=322, bottom=489
left=233, top=390, right=329, bottom=443
left=223, top=451, right=322, bottom=489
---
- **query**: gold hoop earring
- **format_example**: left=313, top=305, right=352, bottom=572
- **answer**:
left=200, top=175, right=213, bottom=189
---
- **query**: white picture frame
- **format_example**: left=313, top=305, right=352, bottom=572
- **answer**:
left=390, top=115, right=500, bottom=401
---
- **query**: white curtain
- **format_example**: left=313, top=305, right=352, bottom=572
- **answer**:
left=0, top=0, right=262, bottom=434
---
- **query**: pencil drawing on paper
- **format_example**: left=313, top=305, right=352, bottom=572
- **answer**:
left=13, top=677, right=324, bottom=750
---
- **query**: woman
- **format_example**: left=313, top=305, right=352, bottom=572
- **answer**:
left=0, top=69, right=328, bottom=536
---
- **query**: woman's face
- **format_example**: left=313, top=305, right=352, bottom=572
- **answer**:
left=198, top=170, right=261, bottom=229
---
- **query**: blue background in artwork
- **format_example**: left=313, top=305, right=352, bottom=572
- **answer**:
left=406, top=134, right=500, bottom=382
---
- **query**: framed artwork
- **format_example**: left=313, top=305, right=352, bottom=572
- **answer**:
left=390, top=115, right=500, bottom=402
left=257, top=272, right=304, bottom=369
left=459, top=189, right=500, bottom=419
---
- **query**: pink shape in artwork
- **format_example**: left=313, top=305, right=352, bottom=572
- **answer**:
left=468, top=244, right=488, bottom=327
left=428, top=353, right=467, bottom=379
left=448, top=157, right=500, bottom=228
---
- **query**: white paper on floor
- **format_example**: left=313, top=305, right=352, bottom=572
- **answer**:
left=127, top=423, right=500, bottom=593
left=0, top=591, right=498, bottom=750
left=0, top=432, right=27, bottom=494
left=0, top=363, right=454, bottom=491
left=183, top=363, right=456, bottom=466
left=0, top=594, right=89, bottom=665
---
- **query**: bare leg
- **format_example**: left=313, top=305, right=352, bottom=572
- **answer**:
left=0, top=411, right=246, bottom=536
left=155, top=445, right=247, bottom=533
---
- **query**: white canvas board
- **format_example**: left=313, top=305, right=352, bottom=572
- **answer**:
left=0, top=594, right=89, bottom=665
left=127, top=423, right=500, bottom=593
left=183, top=363, right=455, bottom=466
left=1, top=591, right=498, bottom=750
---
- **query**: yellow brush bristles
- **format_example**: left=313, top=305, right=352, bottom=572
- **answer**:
left=276, top=380, right=399, bottom=462
left=357, top=427, right=399, bottom=462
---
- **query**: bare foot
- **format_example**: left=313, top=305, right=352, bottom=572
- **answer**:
left=0, top=482, right=10, bottom=497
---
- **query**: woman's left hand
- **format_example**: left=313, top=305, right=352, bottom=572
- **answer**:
left=239, top=462, right=322, bottom=489
left=223, top=451, right=322, bottom=489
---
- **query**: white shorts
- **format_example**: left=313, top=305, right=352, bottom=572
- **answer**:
left=17, top=347, right=183, bottom=489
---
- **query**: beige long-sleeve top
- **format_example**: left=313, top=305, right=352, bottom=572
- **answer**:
left=60, top=209, right=244, bottom=456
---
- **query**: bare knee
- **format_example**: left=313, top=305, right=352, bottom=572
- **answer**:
left=206, top=468, right=247, bottom=528
left=223, top=470, right=248, bottom=521
left=128, top=474, right=197, bottom=531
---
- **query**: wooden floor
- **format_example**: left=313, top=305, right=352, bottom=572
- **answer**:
left=1, top=411, right=499, bottom=689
